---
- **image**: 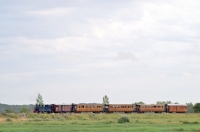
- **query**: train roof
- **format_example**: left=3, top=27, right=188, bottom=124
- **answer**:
left=51, top=104, right=71, bottom=105
left=105, top=104, right=133, bottom=106
left=136, top=104, right=164, bottom=106
left=167, top=104, right=187, bottom=106
left=75, top=103, right=102, bottom=106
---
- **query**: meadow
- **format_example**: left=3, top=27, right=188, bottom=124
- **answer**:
left=0, top=113, right=200, bottom=132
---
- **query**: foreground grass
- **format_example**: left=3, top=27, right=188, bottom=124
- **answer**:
left=0, top=113, right=200, bottom=132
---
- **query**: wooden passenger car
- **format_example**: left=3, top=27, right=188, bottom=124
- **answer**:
left=104, top=104, right=134, bottom=113
left=166, top=104, right=187, bottom=113
left=135, top=104, right=165, bottom=113
left=51, top=104, right=71, bottom=113
left=74, top=104, right=102, bottom=113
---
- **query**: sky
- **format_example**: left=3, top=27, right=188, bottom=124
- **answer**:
left=0, top=0, right=200, bottom=105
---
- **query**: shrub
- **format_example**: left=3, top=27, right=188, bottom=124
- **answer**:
left=118, top=116, right=130, bottom=123
left=6, top=118, right=12, bottom=122
left=183, top=121, right=199, bottom=124
left=20, top=107, right=30, bottom=113
left=5, top=109, right=15, bottom=113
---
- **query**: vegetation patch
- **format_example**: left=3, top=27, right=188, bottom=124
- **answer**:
left=183, top=121, right=199, bottom=124
left=6, top=118, right=12, bottom=122
left=118, top=116, right=130, bottom=123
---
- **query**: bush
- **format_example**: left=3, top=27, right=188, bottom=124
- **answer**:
left=20, top=107, right=30, bottom=113
left=118, top=116, right=130, bottom=123
left=5, top=109, right=15, bottom=113
left=6, top=118, right=12, bottom=122
left=183, top=121, right=199, bottom=124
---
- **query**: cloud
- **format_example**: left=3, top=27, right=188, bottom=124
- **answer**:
left=26, top=7, right=75, bottom=16
left=0, top=0, right=200, bottom=104
left=118, top=51, right=137, bottom=62
left=0, top=72, right=36, bottom=82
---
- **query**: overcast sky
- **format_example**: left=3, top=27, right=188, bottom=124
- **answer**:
left=0, top=0, right=200, bottom=105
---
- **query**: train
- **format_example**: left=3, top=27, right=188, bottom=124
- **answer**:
left=34, top=103, right=188, bottom=113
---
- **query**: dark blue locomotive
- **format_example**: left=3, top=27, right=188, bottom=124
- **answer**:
left=34, top=104, right=52, bottom=113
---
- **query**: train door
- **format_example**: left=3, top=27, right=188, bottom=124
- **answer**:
left=61, top=105, right=64, bottom=112
left=136, top=105, right=140, bottom=113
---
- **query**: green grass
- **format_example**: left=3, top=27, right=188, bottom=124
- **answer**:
left=0, top=113, right=200, bottom=131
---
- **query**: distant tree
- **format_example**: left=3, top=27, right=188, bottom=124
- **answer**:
left=186, top=102, right=194, bottom=113
left=165, top=101, right=172, bottom=104
left=156, top=101, right=165, bottom=104
left=5, top=109, right=15, bottom=113
left=20, top=107, right=30, bottom=113
left=193, top=103, right=200, bottom=113
left=135, top=101, right=144, bottom=105
left=156, top=101, right=172, bottom=104
left=36, top=94, right=44, bottom=106
left=103, top=95, right=109, bottom=104
left=174, top=102, right=179, bottom=104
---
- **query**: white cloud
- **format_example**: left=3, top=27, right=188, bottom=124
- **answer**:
left=26, top=7, right=75, bottom=16
left=0, top=0, right=200, bottom=104
left=0, top=72, right=36, bottom=82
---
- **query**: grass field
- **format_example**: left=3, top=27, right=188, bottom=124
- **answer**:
left=0, top=113, right=200, bottom=132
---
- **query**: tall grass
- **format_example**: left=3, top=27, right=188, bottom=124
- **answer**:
left=0, top=113, right=200, bottom=131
